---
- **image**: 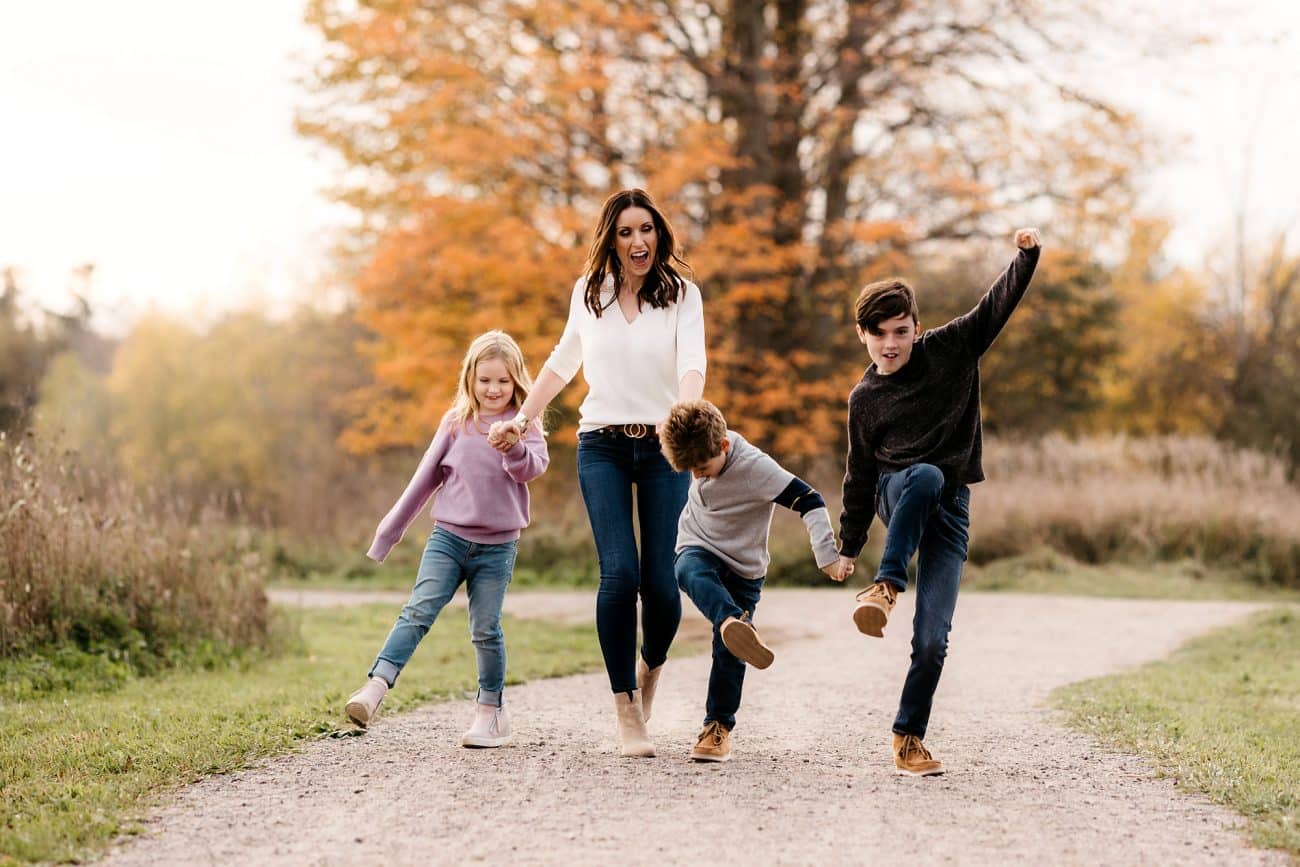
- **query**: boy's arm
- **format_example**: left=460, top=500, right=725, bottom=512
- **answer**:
left=838, top=389, right=877, bottom=561
left=772, top=477, right=841, bottom=575
left=929, top=228, right=1042, bottom=359
left=367, top=419, right=454, bottom=562
left=501, top=420, right=550, bottom=483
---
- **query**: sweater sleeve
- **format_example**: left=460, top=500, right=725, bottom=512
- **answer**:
left=542, top=279, right=586, bottom=384
left=928, top=245, right=1040, bottom=359
left=501, top=420, right=550, bottom=483
left=675, top=281, right=707, bottom=383
left=367, top=419, right=454, bottom=562
left=773, top=478, right=839, bottom=569
left=838, top=387, right=877, bottom=559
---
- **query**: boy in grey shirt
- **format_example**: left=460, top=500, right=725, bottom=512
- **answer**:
left=660, top=400, right=849, bottom=762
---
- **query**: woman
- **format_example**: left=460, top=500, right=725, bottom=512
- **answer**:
left=490, top=188, right=706, bottom=757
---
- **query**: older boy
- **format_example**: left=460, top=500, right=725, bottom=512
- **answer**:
left=660, top=400, right=849, bottom=763
left=839, top=228, right=1042, bottom=776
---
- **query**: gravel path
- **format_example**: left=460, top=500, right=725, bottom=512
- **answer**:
left=103, top=590, right=1287, bottom=866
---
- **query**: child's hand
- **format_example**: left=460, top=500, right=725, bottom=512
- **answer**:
left=1015, top=227, right=1041, bottom=249
left=823, top=559, right=852, bottom=582
left=486, top=420, right=521, bottom=453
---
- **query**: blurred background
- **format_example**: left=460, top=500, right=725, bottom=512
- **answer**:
left=3, top=0, right=1299, bottom=660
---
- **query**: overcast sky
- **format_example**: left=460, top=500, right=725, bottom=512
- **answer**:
left=1, top=1, right=1296, bottom=332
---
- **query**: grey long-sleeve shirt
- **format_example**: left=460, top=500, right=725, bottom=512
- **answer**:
left=677, top=431, right=840, bottom=579
left=839, top=245, right=1041, bottom=558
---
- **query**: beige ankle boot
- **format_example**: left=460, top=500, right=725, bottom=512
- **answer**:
left=636, top=657, right=664, bottom=722
left=613, top=690, right=655, bottom=757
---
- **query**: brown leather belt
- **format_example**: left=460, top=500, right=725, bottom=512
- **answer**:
left=594, top=423, right=656, bottom=439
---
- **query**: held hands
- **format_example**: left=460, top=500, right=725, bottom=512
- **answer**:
left=486, top=419, right=522, bottom=454
left=1015, top=227, right=1041, bottom=250
left=823, top=556, right=856, bottom=583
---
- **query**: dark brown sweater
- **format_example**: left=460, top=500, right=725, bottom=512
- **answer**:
left=838, top=246, right=1041, bottom=558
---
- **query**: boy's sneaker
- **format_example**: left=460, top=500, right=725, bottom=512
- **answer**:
left=461, top=702, right=512, bottom=748
left=853, top=581, right=899, bottom=637
left=893, top=733, right=944, bottom=777
left=690, top=721, right=732, bottom=762
left=720, top=614, right=774, bottom=669
left=345, top=676, right=389, bottom=728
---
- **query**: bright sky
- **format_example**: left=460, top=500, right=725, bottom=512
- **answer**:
left=1, top=1, right=1297, bottom=332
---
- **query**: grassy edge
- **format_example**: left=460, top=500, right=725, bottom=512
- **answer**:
left=0, top=604, right=607, bottom=864
left=1052, top=607, right=1300, bottom=859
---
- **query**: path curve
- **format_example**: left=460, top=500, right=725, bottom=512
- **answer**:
left=104, top=590, right=1286, bottom=866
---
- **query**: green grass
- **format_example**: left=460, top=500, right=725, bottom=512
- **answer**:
left=0, top=604, right=603, bottom=865
left=966, top=547, right=1300, bottom=601
left=1054, top=607, right=1300, bottom=857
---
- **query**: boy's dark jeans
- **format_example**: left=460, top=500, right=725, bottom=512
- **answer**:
left=675, top=546, right=764, bottom=731
left=874, top=463, right=971, bottom=738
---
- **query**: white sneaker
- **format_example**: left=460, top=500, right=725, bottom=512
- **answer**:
left=345, top=676, right=389, bottom=728
left=461, top=702, right=512, bottom=748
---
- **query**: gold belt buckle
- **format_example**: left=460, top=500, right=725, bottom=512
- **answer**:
left=625, top=423, right=649, bottom=439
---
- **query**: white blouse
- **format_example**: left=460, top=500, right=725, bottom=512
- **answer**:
left=543, top=275, right=707, bottom=432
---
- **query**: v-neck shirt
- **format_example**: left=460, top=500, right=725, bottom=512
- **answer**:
left=543, top=274, right=707, bottom=432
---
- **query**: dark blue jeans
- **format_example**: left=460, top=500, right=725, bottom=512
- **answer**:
left=675, top=546, right=764, bottom=731
left=874, top=463, right=971, bottom=738
left=577, top=429, right=689, bottom=694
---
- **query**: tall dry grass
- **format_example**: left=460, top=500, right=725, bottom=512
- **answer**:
left=0, top=431, right=269, bottom=659
left=755, top=434, right=1300, bottom=588
left=973, top=435, right=1300, bottom=586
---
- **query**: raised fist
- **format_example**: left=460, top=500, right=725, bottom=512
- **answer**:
left=1015, top=227, right=1041, bottom=250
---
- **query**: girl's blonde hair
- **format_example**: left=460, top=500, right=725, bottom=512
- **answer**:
left=447, top=330, right=534, bottom=429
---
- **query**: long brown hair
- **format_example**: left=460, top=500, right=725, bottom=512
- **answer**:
left=582, top=189, right=692, bottom=317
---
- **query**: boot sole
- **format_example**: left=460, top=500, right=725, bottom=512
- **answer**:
left=620, top=746, right=656, bottom=758
left=853, top=602, right=889, bottom=637
left=462, top=735, right=511, bottom=748
left=690, top=751, right=732, bottom=763
left=721, top=621, right=774, bottom=669
left=345, top=702, right=372, bottom=728
left=895, top=766, right=945, bottom=777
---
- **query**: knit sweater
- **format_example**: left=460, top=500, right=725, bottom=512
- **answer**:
left=543, top=275, right=707, bottom=432
left=367, top=408, right=550, bottom=560
left=838, top=246, right=1040, bottom=558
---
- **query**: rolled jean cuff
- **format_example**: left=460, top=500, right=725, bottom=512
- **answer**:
left=476, top=688, right=503, bottom=707
left=369, top=659, right=400, bottom=687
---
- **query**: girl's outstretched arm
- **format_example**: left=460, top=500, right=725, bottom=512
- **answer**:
left=366, top=420, right=453, bottom=562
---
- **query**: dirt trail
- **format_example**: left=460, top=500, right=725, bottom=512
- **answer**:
left=103, top=590, right=1286, bottom=866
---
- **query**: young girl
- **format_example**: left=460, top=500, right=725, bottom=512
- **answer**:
left=345, top=330, right=549, bottom=748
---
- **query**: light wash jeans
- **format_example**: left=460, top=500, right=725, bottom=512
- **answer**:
left=369, top=526, right=516, bottom=706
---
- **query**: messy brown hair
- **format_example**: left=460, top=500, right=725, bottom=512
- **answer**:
left=659, top=400, right=728, bottom=472
left=854, top=279, right=919, bottom=333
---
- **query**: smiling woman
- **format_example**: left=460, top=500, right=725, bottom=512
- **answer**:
left=489, top=188, right=707, bottom=758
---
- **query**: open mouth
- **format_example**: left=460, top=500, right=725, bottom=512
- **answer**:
left=630, top=250, right=650, bottom=266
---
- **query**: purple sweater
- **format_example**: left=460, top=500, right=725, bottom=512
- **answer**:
left=367, top=408, right=550, bottom=561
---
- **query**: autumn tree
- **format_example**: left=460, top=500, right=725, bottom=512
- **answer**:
left=300, top=0, right=1157, bottom=462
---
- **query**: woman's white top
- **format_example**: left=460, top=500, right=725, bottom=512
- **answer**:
left=543, top=275, right=707, bottom=432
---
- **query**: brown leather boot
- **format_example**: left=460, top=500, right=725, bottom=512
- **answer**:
left=614, top=690, right=655, bottom=758
left=720, top=614, right=774, bottom=669
left=854, top=581, right=899, bottom=637
left=893, top=733, right=944, bottom=776
left=689, top=721, right=732, bottom=762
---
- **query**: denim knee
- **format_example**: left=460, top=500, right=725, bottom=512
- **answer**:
left=908, top=463, right=945, bottom=497
left=912, top=634, right=949, bottom=667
